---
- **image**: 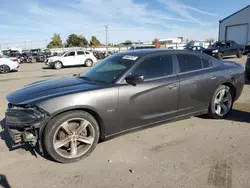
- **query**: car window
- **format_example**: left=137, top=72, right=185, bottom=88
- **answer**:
left=65, top=52, right=75, bottom=56
left=77, top=51, right=85, bottom=55
left=197, top=47, right=201, bottom=51
left=202, top=58, right=211, bottom=68
left=80, top=54, right=137, bottom=84
left=85, top=51, right=90, bottom=54
left=177, top=54, right=202, bottom=73
left=131, top=54, right=173, bottom=80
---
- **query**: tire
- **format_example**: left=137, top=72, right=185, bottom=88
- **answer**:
left=43, top=110, right=100, bottom=163
left=237, top=51, right=243, bottom=58
left=208, top=85, right=233, bottom=119
left=85, top=59, right=93, bottom=67
left=0, top=65, right=10, bottom=74
left=54, top=61, right=63, bottom=69
left=218, top=53, right=223, bottom=60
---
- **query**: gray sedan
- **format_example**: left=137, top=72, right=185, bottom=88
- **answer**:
left=5, top=49, right=245, bottom=163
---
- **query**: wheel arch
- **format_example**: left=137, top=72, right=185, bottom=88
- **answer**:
left=39, top=107, right=106, bottom=145
left=221, top=82, right=236, bottom=101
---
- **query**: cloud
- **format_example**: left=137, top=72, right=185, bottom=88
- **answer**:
left=0, top=0, right=219, bottom=48
left=157, top=0, right=219, bottom=25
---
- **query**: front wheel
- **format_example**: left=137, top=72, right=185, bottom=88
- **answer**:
left=217, top=53, right=223, bottom=60
left=54, top=61, right=63, bottom=69
left=237, top=51, right=243, bottom=58
left=208, top=85, right=233, bottom=119
left=43, top=111, right=100, bottom=163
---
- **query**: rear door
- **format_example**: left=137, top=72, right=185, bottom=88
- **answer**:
left=118, top=53, right=179, bottom=132
left=176, top=52, right=211, bottom=116
left=76, top=51, right=87, bottom=65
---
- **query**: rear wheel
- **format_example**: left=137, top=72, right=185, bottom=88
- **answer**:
left=237, top=51, right=243, bottom=58
left=85, top=59, right=93, bottom=67
left=0, top=65, right=10, bottom=74
left=208, top=85, right=233, bottom=119
left=43, top=111, right=100, bottom=163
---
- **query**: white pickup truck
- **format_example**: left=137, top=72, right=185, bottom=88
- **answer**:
left=46, top=50, right=97, bottom=69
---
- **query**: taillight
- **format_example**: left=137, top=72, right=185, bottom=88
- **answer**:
left=11, top=58, right=18, bottom=62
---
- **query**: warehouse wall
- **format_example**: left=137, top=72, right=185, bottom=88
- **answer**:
left=219, top=6, right=250, bottom=44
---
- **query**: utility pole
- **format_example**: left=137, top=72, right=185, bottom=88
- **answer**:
left=105, top=25, right=108, bottom=53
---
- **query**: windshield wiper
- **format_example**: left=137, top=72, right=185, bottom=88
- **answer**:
left=79, top=76, right=107, bottom=84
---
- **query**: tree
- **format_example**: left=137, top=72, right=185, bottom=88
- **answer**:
left=124, top=40, right=132, bottom=45
left=65, top=34, right=88, bottom=47
left=47, top=33, right=63, bottom=48
left=89, top=36, right=101, bottom=47
left=205, top=38, right=215, bottom=46
left=152, top=38, right=160, bottom=48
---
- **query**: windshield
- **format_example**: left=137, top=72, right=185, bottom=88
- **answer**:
left=80, top=54, right=139, bottom=84
left=212, top=42, right=225, bottom=47
left=57, top=52, right=67, bottom=56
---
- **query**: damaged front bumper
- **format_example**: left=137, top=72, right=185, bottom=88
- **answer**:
left=5, top=104, right=50, bottom=152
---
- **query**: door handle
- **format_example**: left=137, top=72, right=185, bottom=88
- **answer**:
left=169, top=84, right=177, bottom=89
left=210, top=76, right=217, bottom=80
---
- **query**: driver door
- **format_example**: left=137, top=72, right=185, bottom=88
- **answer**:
left=63, top=51, right=76, bottom=66
left=118, top=53, right=179, bottom=132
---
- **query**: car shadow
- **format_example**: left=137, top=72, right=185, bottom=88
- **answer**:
left=0, top=174, right=11, bottom=188
left=0, top=118, right=52, bottom=161
left=199, top=104, right=250, bottom=124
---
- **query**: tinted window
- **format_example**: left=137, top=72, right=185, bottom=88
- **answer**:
left=177, top=54, right=202, bottom=73
left=66, top=52, right=75, bottom=56
left=131, top=55, right=173, bottom=79
left=85, top=51, right=90, bottom=54
left=202, top=58, right=211, bottom=68
left=77, top=51, right=85, bottom=55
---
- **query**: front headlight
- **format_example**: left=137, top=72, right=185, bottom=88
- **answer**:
left=5, top=106, right=45, bottom=127
left=212, top=50, right=218, bottom=53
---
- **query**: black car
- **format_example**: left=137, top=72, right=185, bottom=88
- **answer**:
left=245, top=42, right=250, bottom=54
left=245, top=53, right=250, bottom=79
left=184, top=46, right=205, bottom=52
left=5, top=49, right=245, bottom=163
left=203, top=40, right=244, bottom=60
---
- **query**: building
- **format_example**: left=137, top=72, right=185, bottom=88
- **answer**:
left=159, top=37, right=183, bottom=45
left=219, top=5, right=250, bottom=45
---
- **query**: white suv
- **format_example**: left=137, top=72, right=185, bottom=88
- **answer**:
left=46, top=50, right=97, bottom=69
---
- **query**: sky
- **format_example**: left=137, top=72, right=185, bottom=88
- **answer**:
left=0, top=0, right=250, bottom=48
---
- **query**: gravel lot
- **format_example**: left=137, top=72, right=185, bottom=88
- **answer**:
left=0, top=57, right=249, bottom=188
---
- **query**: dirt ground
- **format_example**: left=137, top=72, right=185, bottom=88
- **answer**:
left=0, top=56, right=249, bottom=188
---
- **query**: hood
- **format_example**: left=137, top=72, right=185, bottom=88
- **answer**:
left=6, top=76, right=105, bottom=105
left=203, top=47, right=219, bottom=51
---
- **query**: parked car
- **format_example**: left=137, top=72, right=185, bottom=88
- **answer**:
left=93, top=51, right=105, bottom=59
left=128, top=45, right=156, bottom=50
left=184, top=46, right=205, bottom=52
left=245, top=42, right=250, bottom=54
left=0, top=55, right=19, bottom=73
left=203, top=40, right=245, bottom=60
left=5, top=49, right=245, bottom=163
left=245, top=53, right=250, bottom=80
left=46, top=50, right=97, bottom=69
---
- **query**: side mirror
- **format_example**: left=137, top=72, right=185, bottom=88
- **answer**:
left=125, top=75, right=144, bottom=86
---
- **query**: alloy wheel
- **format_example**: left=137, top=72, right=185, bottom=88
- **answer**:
left=0, top=65, right=10, bottom=73
left=214, top=88, right=232, bottom=117
left=85, top=60, right=93, bottom=67
left=53, top=118, right=95, bottom=159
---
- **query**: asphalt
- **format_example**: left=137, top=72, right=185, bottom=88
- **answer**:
left=0, top=57, right=249, bottom=188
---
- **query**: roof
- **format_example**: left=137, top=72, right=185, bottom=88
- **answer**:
left=114, top=49, right=202, bottom=57
left=220, top=5, right=250, bottom=23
